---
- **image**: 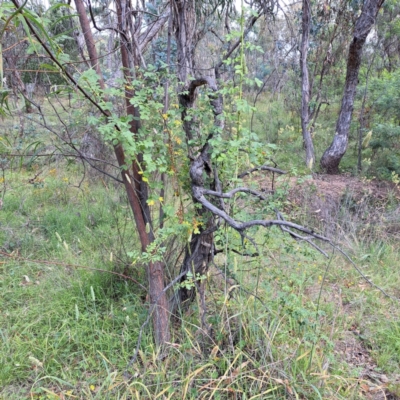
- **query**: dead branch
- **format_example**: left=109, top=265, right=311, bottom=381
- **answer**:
left=193, top=184, right=329, bottom=241
left=238, top=165, right=286, bottom=178
left=202, top=187, right=269, bottom=201
left=275, top=210, right=329, bottom=257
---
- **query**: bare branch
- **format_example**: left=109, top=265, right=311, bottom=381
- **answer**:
left=28, top=114, right=124, bottom=183
left=238, top=165, right=286, bottom=178
left=216, top=14, right=261, bottom=70
left=202, top=187, right=269, bottom=201
left=192, top=185, right=329, bottom=241
left=214, top=247, right=259, bottom=257
left=86, top=0, right=129, bottom=42
left=138, top=10, right=170, bottom=52
left=209, top=28, right=225, bottom=44
left=200, top=186, right=399, bottom=301
left=275, top=210, right=329, bottom=257
left=332, top=244, right=398, bottom=301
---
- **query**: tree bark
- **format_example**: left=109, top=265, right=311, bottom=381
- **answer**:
left=3, top=35, right=32, bottom=114
left=320, top=0, right=385, bottom=174
left=300, top=0, right=315, bottom=169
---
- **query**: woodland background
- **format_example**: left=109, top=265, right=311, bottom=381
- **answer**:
left=1, top=0, right=400, bottom=398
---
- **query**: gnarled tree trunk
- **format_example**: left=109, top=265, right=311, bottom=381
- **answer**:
left=172, top=1, right=221, bottom=311
left=320, top=0, right=385, bottom=174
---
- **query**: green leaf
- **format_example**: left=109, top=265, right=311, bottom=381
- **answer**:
left=254, top=77, right=263, bottom=87
left=38, top=63, right=59, bottom=72
left=22, top=8, right=56, bottom=53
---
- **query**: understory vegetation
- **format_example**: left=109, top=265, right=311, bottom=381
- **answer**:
left=1, top=96, right=400, bottom=399
left=2, top=0, right=400, bottom=398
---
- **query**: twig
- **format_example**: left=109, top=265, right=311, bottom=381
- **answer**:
left=25, top=116, right=124, bottom=183
left=308, top=251, right=335, bottom=371
left=1, top=153, right=120, bottom=170
left=193, top=185, right=330, bottom=242
left=275, top=210, right=329, bottom=257
left=214, top=247, right=259, bottom=257
left=212, top=263, right=272, bottom=312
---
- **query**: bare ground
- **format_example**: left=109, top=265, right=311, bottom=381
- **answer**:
left=253, top=172, right=400, bottom=239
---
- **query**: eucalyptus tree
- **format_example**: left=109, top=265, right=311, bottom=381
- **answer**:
left=320, top=0, right=385, bottom=173
left=300, top=0, right=314, bottom=169
left=73, top=0, right=171, bottom=345
left=295, top=0, right=359, bottom=168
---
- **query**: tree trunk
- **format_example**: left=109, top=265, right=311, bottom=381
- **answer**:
left=176, top=79, right=224, bottom=307
left=320, top=0, right=385, bottom=174
left=5, top=44, right=32, bottom=114
left=74, top=0, right=170, bottom=346
left=175, top=83, right=216, bottom=306
left=300, top=0, right=315, bottom=169
left=74, top=0, right=102, bottom=77
left=115, top=0, right=170, bottom=346
left=15, top=69, right=32, bottom=114
left=172, top=1, right=216, bottom=310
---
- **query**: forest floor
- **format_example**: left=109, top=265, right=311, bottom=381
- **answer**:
left=1, top=162, right=400, bottom=399
left=335, top=330, right=399, bottom=400
left=311, top=174, right=400, bottom=400
left=257, top=172, right=400, bottom=209
left=254, top=171, right=400, bottom=236
left=248, top=171, right=400, bottom=399
left=292, top=173, right=400, bottom=207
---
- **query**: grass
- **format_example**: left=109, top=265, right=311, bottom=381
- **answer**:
left=0, top=171, right=147, bottom=399
left=1, top=99, right=400, bottom=399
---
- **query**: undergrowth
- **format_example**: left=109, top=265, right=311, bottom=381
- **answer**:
left=1, top=99, right=400, bottom=399
left=1, top=161, right=399, bottom=399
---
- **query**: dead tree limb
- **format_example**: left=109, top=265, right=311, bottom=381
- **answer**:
left=238, top=165, right=286, bottom=178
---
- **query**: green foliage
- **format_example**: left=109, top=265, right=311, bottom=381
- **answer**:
left=46, top=1, right=77, bottom=56
left=370, top=322, right=400, bottom=373
left=1, top=1, right=400, bottom=397
left=178, top=270, right=206, bottom=291
left=363, top=69, right=400, bottom=177
left=369, top=70, right=400, bottom=121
